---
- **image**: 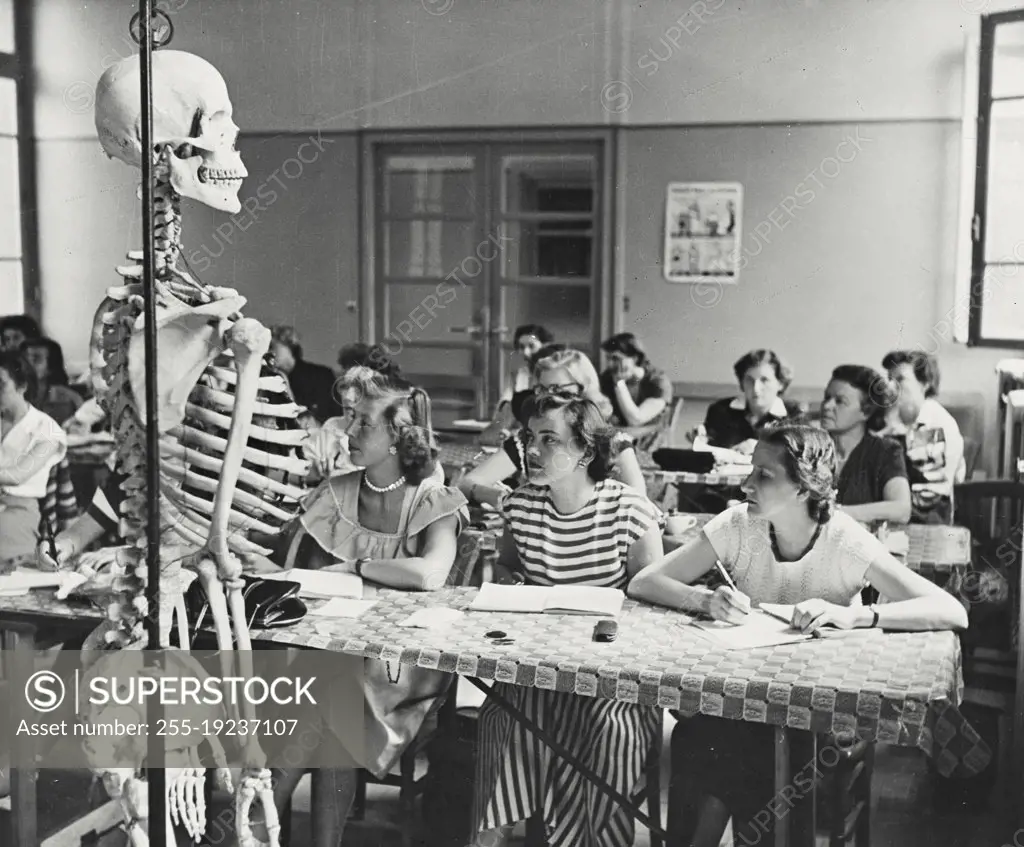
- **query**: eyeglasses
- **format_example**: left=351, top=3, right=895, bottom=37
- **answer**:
left=534, top=382, right=584, bottom=399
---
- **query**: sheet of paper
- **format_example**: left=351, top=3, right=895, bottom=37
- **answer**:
left=757, top=603, right=885, bottom=637
left=469, top=584, right=549, bottom=613
left=469, top=584, right=624, bottom=615
left=263, top=569, right=363, bottom=599
left=307, top=598, right=377, bottom=618
left=0, top=569, right=66, bottom=592
left=545, top=586, right=625, bottom=616
left=758, top=603, right=796, bottom=624
left=692, top=610, right=811, bottom=649
left=884, top=531, right=909, bottom=557
left=398, top=608, right=465, bottom=628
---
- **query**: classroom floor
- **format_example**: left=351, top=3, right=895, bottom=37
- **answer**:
left=289, top=715, right=1016, bottom=847
left=16, top=712, right=1017, bottom=846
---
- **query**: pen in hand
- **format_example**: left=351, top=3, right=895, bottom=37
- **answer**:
left=713, top=561, right=750, bottom=619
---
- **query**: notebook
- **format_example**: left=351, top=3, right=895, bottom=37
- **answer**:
left=263, top=569, right=363, bottom=599
left=758, top=603, right=885, bottom=638
left=0, top=569, right=68, bottom=596
left=690, top=610, right=812, bottom=649
left=469, top=584, right=625, bottom=616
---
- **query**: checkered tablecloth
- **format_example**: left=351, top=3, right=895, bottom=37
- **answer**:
left=667, top=515, right=972, bottom=575
left=2, top=574, right=989, bottom=778
left=259, top=586, right=988, bottom=778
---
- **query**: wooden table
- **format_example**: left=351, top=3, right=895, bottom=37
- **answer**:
left=0, top=583, right=990, bottom=847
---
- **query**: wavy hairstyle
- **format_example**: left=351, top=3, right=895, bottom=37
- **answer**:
left=881, top=350, right=940, bottom=398
left=601, top=332, right=651, bottom=369
left=337, top=366, right=438, bottom=483
left=532, top=348, right=614, bottom=419
left=733, top=349, right=793, bottom=393
left=759, top=422, right=838, bottom=524
left=829, top=364, right=897, bottom=432
left=520, top=392, right=621, bottom=482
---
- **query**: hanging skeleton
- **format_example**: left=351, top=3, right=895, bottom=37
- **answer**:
left=64, top=50, right=314, bottom=847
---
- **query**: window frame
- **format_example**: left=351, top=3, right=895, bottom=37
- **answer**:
left=969, top=8, right=1024, bottom=347
left=0, top=0, right=40, bottom=320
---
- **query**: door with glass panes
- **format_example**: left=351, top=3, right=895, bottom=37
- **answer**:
left=366, top=137, right=607, bottom=428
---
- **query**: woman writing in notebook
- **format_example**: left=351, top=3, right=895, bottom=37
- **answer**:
left=472, top=393, right=664, bottom=847
left=628, top=422, right=966, bottom=847
left=269, top=366, right=468, bottom=847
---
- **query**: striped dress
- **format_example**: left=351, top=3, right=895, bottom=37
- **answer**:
left=473, top=479, right=663, bottom=847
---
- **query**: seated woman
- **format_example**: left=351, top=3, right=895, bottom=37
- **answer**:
left=0, top=350, right=67, bottom=569
left=879, top=350, right=965, bottom=525
left=459, top=347, right=646, bottom=508
left=479, top=324, right=553, bottom=447
left=700, top=348, right=803, bottom=454
left=472, top=393, right=664, bottom=847
left=822, top=364, right=911, bottom=524
left=628, top=423, right=967, bottom=847
left=271, top=366, right=468, bottom=847
left=21, top=337, right=83, bottom=425
left=599, top=332, right=673, bottom=451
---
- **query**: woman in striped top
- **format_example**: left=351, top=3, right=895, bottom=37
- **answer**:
left=472, top=393, right=664, bottom=847
left=459, top=347, right=647, bottom=510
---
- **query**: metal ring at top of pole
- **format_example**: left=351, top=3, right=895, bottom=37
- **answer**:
left=136, top=0, right=167, bottom=840
left=130, top=7, right=174, bottom=49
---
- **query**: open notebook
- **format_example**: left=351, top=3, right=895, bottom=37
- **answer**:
left=690, top=604, right=884, bottom=649
left=263, top=569, right=363, bottom=599
left=469, top=584, right=625, bottom=616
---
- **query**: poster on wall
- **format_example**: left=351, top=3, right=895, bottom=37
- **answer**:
left=663, top=182, right=743, bottom=284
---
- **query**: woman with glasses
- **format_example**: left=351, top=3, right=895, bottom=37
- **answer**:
left=479, top=324, right=554, bottom=447
left=471, top=393, right=664, bottom=847
left=459, top=348, right=646, bottom=508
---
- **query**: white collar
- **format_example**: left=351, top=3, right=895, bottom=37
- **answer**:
left=729, top=395, right=789, bottom=418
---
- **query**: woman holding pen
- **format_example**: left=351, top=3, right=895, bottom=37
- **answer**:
left=628, top=422, right=967, bottom=847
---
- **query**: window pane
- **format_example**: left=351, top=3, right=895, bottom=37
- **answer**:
left=984, top=100, right=1024, bottom=262
left=980, top=263, right=1024, bottom=341
left=0, top=78, right=15, bottom=136
left=383, top=283, right=475, bottom=344
left=992, top=21, right=1024, bottom=100
left=500, top=284, right=592, bottom=350
left=0, top=136, right=20, bottom=257
left=499, top=219, right=593, bottom=279
left=501, top=155, right=596, bottom=213
left=383, top=220, right=477, bottom=279
left=383, top=155, right=477, bottom=216
left=0, top=258, right=22, bottom=315
left=0, top=0, right=12, bottom=55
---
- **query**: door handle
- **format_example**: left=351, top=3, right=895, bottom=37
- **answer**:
left=450, top=325, right=484, bottom=338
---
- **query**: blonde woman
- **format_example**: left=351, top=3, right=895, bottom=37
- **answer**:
left=459, top=348, right=646, bottom=508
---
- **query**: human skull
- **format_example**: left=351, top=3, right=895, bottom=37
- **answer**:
left=95, top=50, right=247, bottom=213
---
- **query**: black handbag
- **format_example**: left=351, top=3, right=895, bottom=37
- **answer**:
left=184, top=574, right=307, bottom=645
left=651, top=448, right=716, bottom=473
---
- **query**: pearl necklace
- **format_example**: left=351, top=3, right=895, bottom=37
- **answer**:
left=363, top=471, right=406, bottom=494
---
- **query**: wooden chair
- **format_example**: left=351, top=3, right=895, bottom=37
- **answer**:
left=945, top=480, right=1024, bottom=806
left=819, top=738, right=873, bottom=847
left=0, top=622, right=40, bottom=847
